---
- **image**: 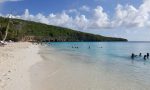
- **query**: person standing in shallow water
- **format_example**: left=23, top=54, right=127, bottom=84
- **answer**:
left=139, top=53, right=142, bottom=57
left=144, top=55, right=147, bottom=60
left=147, top=53, right=149, bottom=59
left=131, top=53, right=135, bottom=59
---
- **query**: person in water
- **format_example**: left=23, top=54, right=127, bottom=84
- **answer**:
left=131, top=53, right=135, bottom=59
left=144, top=55, right=147, bottom=60
left=147, top=53, right=149, bottom=59
left=89, top=46, right=90, bottom=49
left=139, top=53, right=142, bottom=57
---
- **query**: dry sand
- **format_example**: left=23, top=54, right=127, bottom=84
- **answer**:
left=0, top=42, right=43, bottom=90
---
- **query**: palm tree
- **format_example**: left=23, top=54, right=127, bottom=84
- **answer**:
left=2, top=15, right=11, bottom=42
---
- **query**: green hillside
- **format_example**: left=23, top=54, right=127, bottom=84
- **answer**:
left=0, top=17, right=127, bottom=42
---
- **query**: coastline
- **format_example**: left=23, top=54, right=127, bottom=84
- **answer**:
left=0, top=42, right=43, bottom=90
left=30, top=42, right=150, bottom=90
left=0, top=42, right=150, bottom=90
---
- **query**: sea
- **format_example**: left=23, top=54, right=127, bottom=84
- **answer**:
left=31, top=42, right=150, bottom=90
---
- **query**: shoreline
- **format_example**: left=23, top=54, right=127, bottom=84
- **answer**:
left=0, top=42, right=150, bottom=90
left=0, top=42, right=43, bottom=90
left=30, top=42, right=150, bottom=90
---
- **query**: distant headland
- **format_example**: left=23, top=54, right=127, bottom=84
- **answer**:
left=0, top=17, right=127, bottom=42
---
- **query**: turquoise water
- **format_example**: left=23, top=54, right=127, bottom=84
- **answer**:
left=32, top=42, right=150, bottom=90
left=48, top=42, right=150, bottom=63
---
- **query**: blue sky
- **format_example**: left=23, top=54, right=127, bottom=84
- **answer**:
left=1, top=0, right=142, bottom=15
left=0, top=0, right=150, bottom=41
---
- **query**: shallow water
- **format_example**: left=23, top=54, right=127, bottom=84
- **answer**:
left=30, top=42, right=150, bottom=90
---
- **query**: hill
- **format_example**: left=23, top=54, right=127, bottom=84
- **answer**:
left=0, top=17, right=127, bottom=42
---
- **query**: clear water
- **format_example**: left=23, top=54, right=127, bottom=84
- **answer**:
left=48, top=42, right=150, bottom=64
left=32, top=42, right=150, bottom=90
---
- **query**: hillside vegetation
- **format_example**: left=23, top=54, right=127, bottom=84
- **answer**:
left=0, top=17, right=127, bottom=42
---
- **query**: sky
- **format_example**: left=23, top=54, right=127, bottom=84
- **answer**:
left=0, top=0, right=150, bottom=41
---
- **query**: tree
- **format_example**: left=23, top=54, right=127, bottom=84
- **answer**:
left=0, top=15, right=13, bottom=42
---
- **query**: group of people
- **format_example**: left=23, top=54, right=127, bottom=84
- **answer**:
left=131, top=53, right=149, bottom=60
left=72, top=46, right=103, bottom=49
left=72, top=46, right=79, bottom=48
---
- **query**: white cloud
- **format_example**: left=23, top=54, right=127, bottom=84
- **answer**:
left=74, top=15, right=89, bottom=30
left=112, top=0, right=150, bottom=28
left=48, top=12, right=73, bottom=26
left=68, top=9, right=78, bottom=13
left=112, top=4, right=139, bottom=28
left=80, top=5, right=90, bottom=12
left=1, top=9, right=88, bottom=30
left=1, top=0, right=150, bottom=31
left=89, top=6, right=110, bottom=29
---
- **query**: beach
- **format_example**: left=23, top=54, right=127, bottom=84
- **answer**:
left=0, top=42, right=43, bottom=90
left=32, top=42, right=150, bottom=90
left=0, top=42, right=150, bottom=90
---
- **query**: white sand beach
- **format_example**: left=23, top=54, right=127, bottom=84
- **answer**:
left=0, top=42, right=150, bottom=90
left=0, top=42, right=43, bottom=90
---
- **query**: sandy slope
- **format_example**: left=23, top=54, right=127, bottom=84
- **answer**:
left=0, top=42, right=42, bottom=90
